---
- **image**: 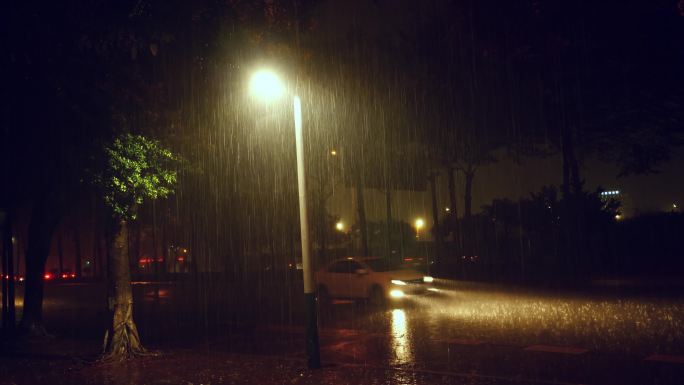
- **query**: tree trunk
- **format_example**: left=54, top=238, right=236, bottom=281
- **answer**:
left=560, top=123, right=581, bottom=279
left=429, top=173, right=442, bottom=263
left=447, top=166, right=461, bottom=248
left=463, top=170, right=476, bottom=257
left=161, top=211, right=168, bottom=275
left=355, top=170, right=369, bottom=257
left=20, top=202, right=61, bottom=334
left=92, top=198, right=103, bottom=278
left=560, top=124, right=572, bottom=200
left=151, top=204, right=159, bottom=298
left=134, top=221, right=142, bottom=272
left=319, top=219, right=327, bottom=263
left=568, top=127, right=584, bottom=277
left=93, top=225, right=101, bottom=279
left=57, top=233, right=64, bottom=276
left=318, top=194, right=328, bottom=262
left=102, top=218, right=145, bottom=359
left=73, top=222, right=82, bottom=278
left=464, top=170, right=475, bottom=220
left=385, top=188, right=392, bottom=261
left=2, top=209, right=16, bottom=331
left=189, top=212, right=198, bottom=276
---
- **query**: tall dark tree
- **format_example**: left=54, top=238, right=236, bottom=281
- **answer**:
left=1, top=209, right=16, bottom=332
left=20, top=198, right=65, bottom=334
left=3, top=0, right=145, bottom=335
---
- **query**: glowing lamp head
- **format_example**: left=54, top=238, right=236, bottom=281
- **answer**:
left=250, top=69, right=285, bottom=102
left=335, top=221, right=344, bottom=231
left=414, top=218, right=425, bottom=230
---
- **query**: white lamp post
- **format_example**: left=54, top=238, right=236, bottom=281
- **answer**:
left=249, top=69, right=320, bottom=369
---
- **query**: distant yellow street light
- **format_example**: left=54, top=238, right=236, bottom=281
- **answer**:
left=335, top=221, right=344, bottom=232
left=414, top=218, right=425, bottom=238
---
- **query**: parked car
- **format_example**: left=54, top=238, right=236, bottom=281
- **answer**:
left=315, top=257, right=434, bottom=305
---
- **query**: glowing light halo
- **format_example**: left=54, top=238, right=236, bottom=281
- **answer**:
left=249, top=69, right=285, bottom=101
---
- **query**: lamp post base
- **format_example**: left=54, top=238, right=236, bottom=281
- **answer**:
left=304, top=292, right=321, bottom=369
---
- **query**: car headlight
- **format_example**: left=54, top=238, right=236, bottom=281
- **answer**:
left=423, top=276, right=434, bottom=283
left=389, top=289, right=405, bottom=298
left=391, top=279, right=407, bottom=286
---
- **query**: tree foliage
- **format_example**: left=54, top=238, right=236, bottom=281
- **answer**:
left=470, top=186, right=621, bottom=281
left=96, top=134, right=179, bottom=220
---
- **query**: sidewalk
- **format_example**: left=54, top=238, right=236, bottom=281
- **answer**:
left=0, top=337, right=518, bottom=385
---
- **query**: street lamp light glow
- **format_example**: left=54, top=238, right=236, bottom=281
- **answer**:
left=249, top=69, right=285, bottom=101
left=335, top=221, right=344, bottom=231
left=415, top=218, right=425, bottom=230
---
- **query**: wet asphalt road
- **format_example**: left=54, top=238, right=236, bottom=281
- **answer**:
left=242, top=278, right=684, bottom=385
left=7, top=277, right=684, bottom=384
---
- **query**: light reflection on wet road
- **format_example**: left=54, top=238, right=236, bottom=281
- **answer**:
left=390, top=308, right=412, bottom=366
left=305, top=280, right=684, bottom=384
left=320, top=279, right=684, bottom=357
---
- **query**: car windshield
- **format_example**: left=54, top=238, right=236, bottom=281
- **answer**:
left=364, top=258, right=405, bottom=272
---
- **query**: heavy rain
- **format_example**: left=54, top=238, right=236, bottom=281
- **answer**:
left=2, top=1, right=684, bottom=384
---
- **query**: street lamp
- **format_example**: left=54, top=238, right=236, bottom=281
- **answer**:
left=414, top=217, right=425, bottom=238
left=249, top=69, right=321, bottom=369
left=249, top=69, right=286, bottom=101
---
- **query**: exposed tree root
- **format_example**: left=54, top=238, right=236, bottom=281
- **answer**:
left=99, top=303, right=157, bottom=362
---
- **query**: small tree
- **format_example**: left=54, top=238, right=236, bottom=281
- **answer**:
left=95, top=133, right=178, bottom=360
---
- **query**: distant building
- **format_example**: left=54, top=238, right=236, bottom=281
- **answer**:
left=599, top=190, right=621, bottom=199
left=599, top=189, right=632, bottom=217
